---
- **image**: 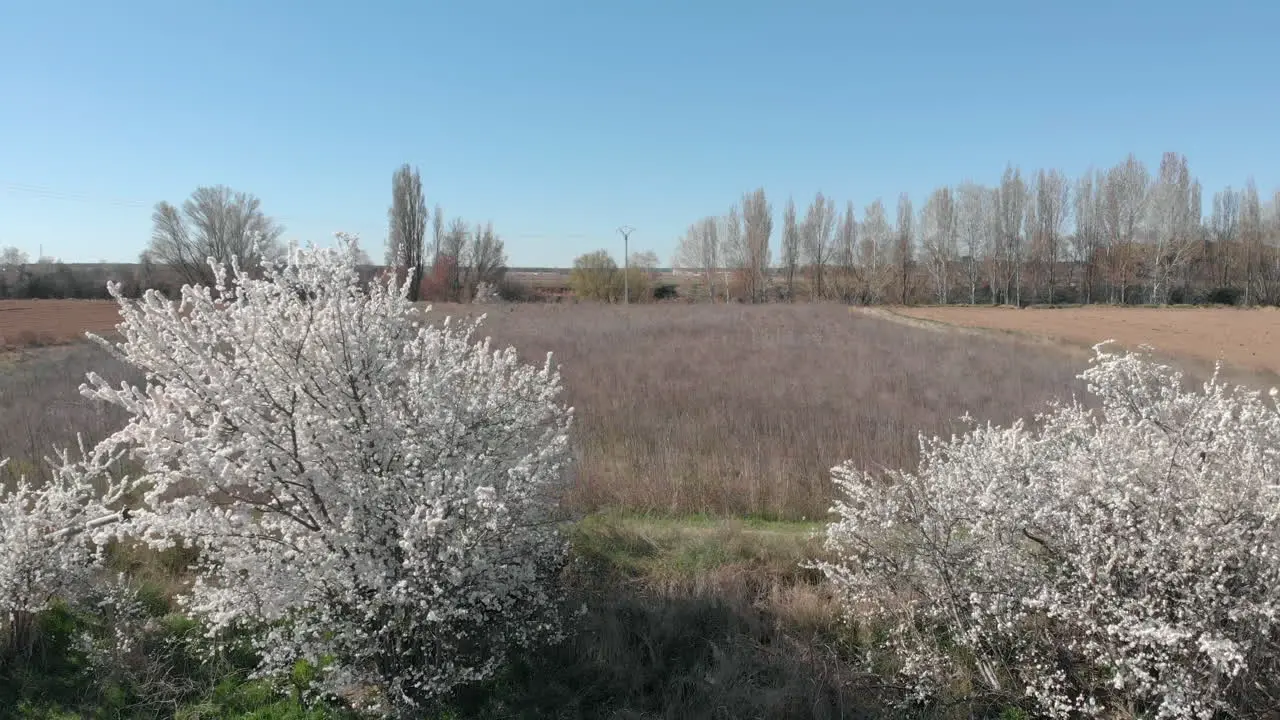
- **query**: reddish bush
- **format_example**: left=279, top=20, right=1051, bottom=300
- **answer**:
left=418, top=255, right=461, bottom=302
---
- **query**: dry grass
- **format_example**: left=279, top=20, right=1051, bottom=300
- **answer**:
left=0, top=301, right=1086, bottom=519
left=0, top=342, right=139, bottom=487
left=431, top=302, right=1086, bottom=519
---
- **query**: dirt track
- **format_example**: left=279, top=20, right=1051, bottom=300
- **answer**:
left=894, top=306, right=1280, bottom=377
left=0, top=300, right=122, bottom=349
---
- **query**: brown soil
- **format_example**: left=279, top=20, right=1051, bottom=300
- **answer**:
left=0, top=300, right=122, bottom=350
left=894, top=305, right=1280, bottom=377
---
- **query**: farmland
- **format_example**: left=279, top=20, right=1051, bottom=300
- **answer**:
left=1, top=300, right=1087, bottom=519
left=894, top=304, right=1280, bottom=378
left=0, top=299, right=126, bottom=350
left=1, top=296, right=1276, bottom=717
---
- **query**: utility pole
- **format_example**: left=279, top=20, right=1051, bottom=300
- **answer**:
left=617, top=225, right=635, bottom=305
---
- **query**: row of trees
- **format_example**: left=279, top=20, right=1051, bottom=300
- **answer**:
left=675, top=152, right=1280, bottom=306
left=137, top=166, right=509, bottom=303
left=384, top=164, right=508, bottom=303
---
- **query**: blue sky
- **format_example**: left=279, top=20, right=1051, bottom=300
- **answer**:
left=2, top=0, right=1277, bottom=267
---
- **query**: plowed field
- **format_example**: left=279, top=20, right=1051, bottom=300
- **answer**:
left=0, top=300, right=122, bottom=350
left=895, top=305, right=1280, bottom=376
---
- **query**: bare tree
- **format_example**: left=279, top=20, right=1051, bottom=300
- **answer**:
left=721, top=203, right=745, bottom=297
left=802, top=192, right=837, bottom=299
left=672, top=225, right=701, bottom=273
left=780, top=198, right=800, bottom=300
left=0, top=246, right=29, bottom=266
left=1102, top=154, right=1149, bottom=304
left=1267, top=191, right=1280, bottom=303
left=432, top=203, right=444, bottom=266
left=1089, top=169, right=1111, bottom=302
left=630, top=250, right=660, bottom=271
left=1036, top=169, right=1070, bottom=304
left=1185, top=180, right=1203, bottom=299
left=983, top=187, right=1005, bottom=304
left=894, top=193, right=914, bottom=305
left=674, top=217, right=722, bottom=301
left=861, top=199, right=891, bottom=303
left=956, top=183, right=987, bottom=304
left=1024, top=179, right=1041, bottom=302
left=700, top=217, right=722, bottom=301
left=832, top=200, right=858, bottom=302
left=921, top=186, right=957, bottom=304
left=1241, top=179, right=1263, bottom=306
left=388, top=164, right=428, bottom=301
left=1147, top=152, right=1199, bottom=304
left=997, top=166, right=1027, bottom=306
left=742, top=188, right=773, bottom=303
left=466, top=221, right=507, bottom=298
left=1072, top=170, right=1105, bottom=304
left=1210, top=188, right=1240, bottom=290
left=440, top=218, right=469, bottom=301
left=147, top=185, right=284, bottom=288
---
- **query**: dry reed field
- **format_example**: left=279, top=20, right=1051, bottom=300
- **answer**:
left=0, top=343, right=139, bottom=485
left=432, top=302, right=1086, bottom=519
left=896, top=305, right=1280, bottom=377
left=0, top=302, right=1089, bottom=519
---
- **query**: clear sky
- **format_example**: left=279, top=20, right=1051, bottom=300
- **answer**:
left=2, top=0, right=1277, bottom=267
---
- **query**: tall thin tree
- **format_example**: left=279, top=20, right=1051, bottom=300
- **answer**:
left=742, top=188, right=773, bottom=303
left=1241, top=178, right=1263, bottom=306
left=388, top=164, right=428, bottom=302
left=861, top=199, right=891, bottom=303
left=998, top=166, right=1027, bottom=306
left=802, top=192, right=837, bottom=300
left=781, top=198, right=800, bottom=301
left=956, top=182, right=987, bottom=304
left=895, top=193, right=914, bottom=305
left=1036, top=169, right=1069, bottom=304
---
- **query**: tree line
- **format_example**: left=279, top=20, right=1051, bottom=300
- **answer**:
left=1, top=165, right=510, bottom=302
left=6, top=152, right=1278, bottom=306
left=673, top=152, right=1280, bottom=306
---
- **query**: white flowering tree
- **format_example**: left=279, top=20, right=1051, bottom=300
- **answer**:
left=72, top=235, right=573, bottom=715
left=0, top=455, right=103, bottom=655
left=818, top=343, right=1280, bottom=719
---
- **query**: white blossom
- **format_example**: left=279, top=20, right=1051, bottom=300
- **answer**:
left=817, top=342, right=1280, bottom=718
left=72, top=234, right=574, bottom=714
left=0, top=454, right=103, bottom=622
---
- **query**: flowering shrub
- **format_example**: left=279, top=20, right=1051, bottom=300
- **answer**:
left=817, top=343, right=1280, bottom=719
left=418, top=253, right=461, bottom=302
left=75, top=235, right=574, bottom=714
left=0, top=458, right=101, bottom=625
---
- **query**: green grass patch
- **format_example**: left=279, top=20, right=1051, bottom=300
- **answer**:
left=6, top=513, right=851, bottom=719
left=567, top=511, right=827, bottom=585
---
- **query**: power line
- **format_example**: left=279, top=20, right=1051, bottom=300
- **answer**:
left=1, top=181, right=153, bottom=209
